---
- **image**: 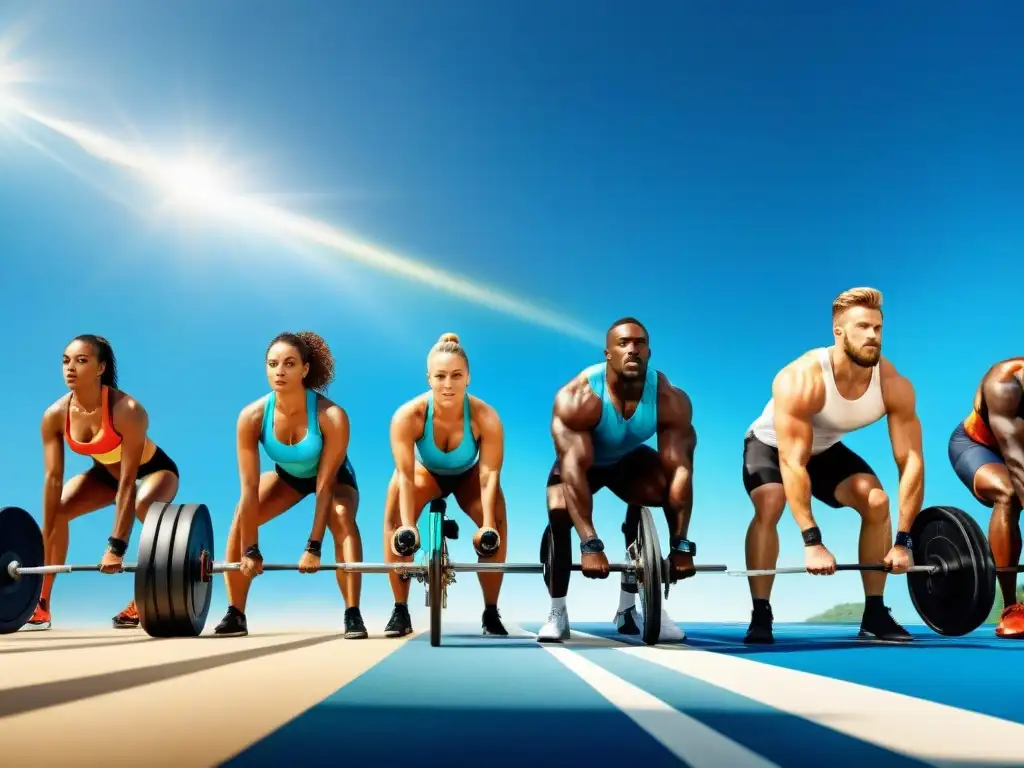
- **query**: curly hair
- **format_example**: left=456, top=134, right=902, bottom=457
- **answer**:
left=427, top=332, right=469, bottom=369
left=268, top=331, right=335, bottom=393
left=72, top=334, right=118, bottom=388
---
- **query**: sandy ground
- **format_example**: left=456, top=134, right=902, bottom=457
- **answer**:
left=0, top=627, right=412, bottom=767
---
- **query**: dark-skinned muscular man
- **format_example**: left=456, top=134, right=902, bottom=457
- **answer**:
left=949, top=358, right=1024, bottom=638
left=537, top=317, right=697, bottom=643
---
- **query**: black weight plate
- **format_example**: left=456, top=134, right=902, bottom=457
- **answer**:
left=134, top=499, right=164, bottom=633
left=636, top=506, right=663, bottom=645
left=0, top=507, right=44, bottom=634
left=907, top=505, right=996, bottom=636
left=136, top=502, right=183, bottom=637
left=957, top=506, right=999, bottom=633
left=167, top=504, right=214, bottom=637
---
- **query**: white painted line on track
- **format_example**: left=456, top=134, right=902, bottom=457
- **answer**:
left=513, top=625, right=780, bottom=768
left=597, top=634, right=1024, bottom=768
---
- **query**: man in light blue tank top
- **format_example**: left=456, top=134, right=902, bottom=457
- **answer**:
left=536, top=317, right=700, bottom=644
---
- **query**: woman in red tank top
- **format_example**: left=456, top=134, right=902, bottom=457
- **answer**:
left=23, top=335, right=181, bottom=632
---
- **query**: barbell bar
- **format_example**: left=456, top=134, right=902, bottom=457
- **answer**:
left=0, top=501, right=1010, bottom=642
left=8, top=561, right=427, bottom=576
left=7, top=559, right=730, bottom=578
left=726, top=564, right=942, bottom=577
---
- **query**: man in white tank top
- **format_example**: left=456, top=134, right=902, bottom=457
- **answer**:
left=740, top=288, right=925, bottom=645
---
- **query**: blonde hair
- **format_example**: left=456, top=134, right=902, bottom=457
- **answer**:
left=832, top=287, right=883, bottom=322
left=427, top=332, right=469, bottom=368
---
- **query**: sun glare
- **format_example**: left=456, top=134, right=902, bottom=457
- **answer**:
left=0, top=90, right=604, bottom=344
left=159, top=158, right=229, bottom=207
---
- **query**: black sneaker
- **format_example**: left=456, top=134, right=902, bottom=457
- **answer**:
left=858, top=604, right=913, bottom=642
left=614, top=606, right=641, bottom=635
left=344, top=607, right=368, bottom=639
left=744, top=601, right=774, bottom=644
left=214, top=606, right=248, bottom=637
left=384, top=602, right=413, bottom=638
left=482, top=605, right=508, bottom=636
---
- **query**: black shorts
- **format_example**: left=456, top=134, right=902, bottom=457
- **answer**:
left=741, top=433, right=875, bottom=509
left=85, top=445, right=180, bottom=490
left=546, top=444, right=662, bottom=504
left=275, top=456, right=358, bottom=497
left=426, top=464, right=477, bottom=499
left=948, top=423, right=1004, bottom=507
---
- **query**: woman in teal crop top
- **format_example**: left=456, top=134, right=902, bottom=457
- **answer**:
left=215, top=331, right=367, bottom=640
left=381, top=332, right=510, bottom=639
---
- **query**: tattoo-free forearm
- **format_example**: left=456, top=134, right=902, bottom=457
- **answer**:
left=779, top=457, right=816, bottom=532
left=480, top=472, right=499, bottom=529
left=561, top=458, right=597, bottom=540
left=895, top=455, right=924, bottom=533
left=111, top=481, right=138, bottom=542
left=665, top=465, right=693, bottom=540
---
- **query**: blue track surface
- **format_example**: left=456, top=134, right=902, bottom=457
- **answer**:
left=221, top=620, right=1024, bottom=767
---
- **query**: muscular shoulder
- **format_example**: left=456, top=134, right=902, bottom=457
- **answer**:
left=237, top=396, right=268, bottom=434
left=391, top=393, right=428, bottom=431
left=982, top=359, right=1024, bottom=412
left=41, top=396, right=68, bottom=433
left=109, top=389, right=147, bottom=425
left=772, top=351, right=825, bottom=416
left=656, top=372, right=692, bottom=426
left=553, top=371, right=602, bottom=431
left=469, top=395, right=501, bottom=433
left=878, top=357, right=915, bottom=415
left=316, top=395, right=350, bottom=433
left=983, top=358, right=1024, bottom=388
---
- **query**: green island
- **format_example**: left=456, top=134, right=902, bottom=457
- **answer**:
left=806, top=585, right=1024, bottom=624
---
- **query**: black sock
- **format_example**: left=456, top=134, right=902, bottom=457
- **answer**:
left=753, top=598, right=771, bottom=612
left=865, top=595, right=885, bottom=613
left=395, top=601, right=407, bottom=609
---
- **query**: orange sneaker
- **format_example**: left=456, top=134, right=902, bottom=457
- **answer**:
left=24, top=599, right=51, bottom=631
left=995, top=603, right=1024, bottom=638
left=112, top=599, right=140, bottom=629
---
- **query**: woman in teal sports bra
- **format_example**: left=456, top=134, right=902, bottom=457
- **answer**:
left=214, top=331, right=366, bottom=640
left=381, top=332, right=510, bottom=639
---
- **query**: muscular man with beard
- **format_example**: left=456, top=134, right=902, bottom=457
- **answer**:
left=740, top=288, right=925, bottom=644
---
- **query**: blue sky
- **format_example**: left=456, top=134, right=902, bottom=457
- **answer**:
left=1, top=0, right=1022, bottom=631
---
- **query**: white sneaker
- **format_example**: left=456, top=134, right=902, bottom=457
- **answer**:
left=656, top=607, right=686, bottom=642
left=632, top=606, right=687, bottom=642
left=537, top=606, right=570, bottom=643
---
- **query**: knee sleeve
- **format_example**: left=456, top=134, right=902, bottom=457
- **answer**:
left=547, top=509, right=572, bottom=599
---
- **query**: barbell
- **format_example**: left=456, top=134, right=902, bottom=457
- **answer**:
left=0, top=499, right=707, bottom=645
left=0, top=500, right=1014, bottom=643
